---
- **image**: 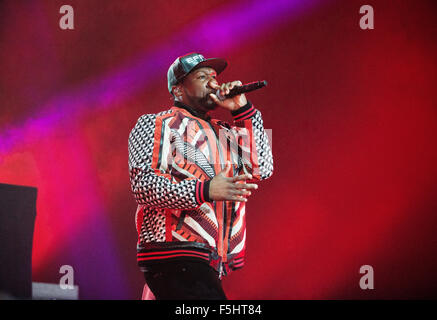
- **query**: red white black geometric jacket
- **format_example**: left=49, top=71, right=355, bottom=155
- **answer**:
left=128, top=100, right=273, bottom=277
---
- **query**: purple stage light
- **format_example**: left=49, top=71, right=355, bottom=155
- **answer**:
left=0, top=0, right=324, bottom=158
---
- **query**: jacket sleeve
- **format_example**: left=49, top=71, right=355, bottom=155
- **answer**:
left=230, top=101, right=274, bottom=181
left=128, top=113, right=211, bottom=209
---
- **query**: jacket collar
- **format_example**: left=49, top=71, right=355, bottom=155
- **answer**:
left=174, top=100, right=211, bottom=122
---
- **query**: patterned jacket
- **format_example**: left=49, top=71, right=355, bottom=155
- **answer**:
left=128, top=100, right=274, bottom=277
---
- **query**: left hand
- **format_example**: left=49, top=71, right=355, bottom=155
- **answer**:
left=208, top=80, right=247, bottom=112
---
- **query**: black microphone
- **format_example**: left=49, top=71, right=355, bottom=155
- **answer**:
left=216, top=80, right=268, bottom=101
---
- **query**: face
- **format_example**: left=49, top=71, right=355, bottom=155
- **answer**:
left=175, top=67, right=219, bottom=112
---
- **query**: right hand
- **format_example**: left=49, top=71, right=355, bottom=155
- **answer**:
left=208, top=80, right=247, bottom=112
left=209, top=161, right=258, bottom=202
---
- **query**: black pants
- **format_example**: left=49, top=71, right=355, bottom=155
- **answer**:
left=143, top=260, right=227, bottom=300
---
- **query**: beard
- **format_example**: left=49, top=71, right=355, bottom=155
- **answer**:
left=188, top=92, right=217, bottom=112
left=199, top=94, right=218, bottom=111
left=183, top=88, right=218, bottom=113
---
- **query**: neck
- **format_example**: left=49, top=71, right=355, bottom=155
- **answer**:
left=174, top=100, right=211, bottom=121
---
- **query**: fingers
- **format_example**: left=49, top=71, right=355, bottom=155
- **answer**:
left=231, top=173, right=252, bottom=182
left=207, top=79, right=220, bottom=90
left=232, top=189, right=252, bottom=196
left=234, top=183, right=258, bottom=190
left=218, top=81, right=242, bottom=97
left=222, top=164, right=258, bottom=190
left=219, top=83, right=227, bottom=96
left=229, top=196, right=248, bottom=202
left=229, top=80, right=242, bottom=90
left=232, top=197, right=248, bottom=202
left=224, top=161, right=232, bottom=175
left=219, top=161, right=231, bottom=174
left=209, top=93, right=222, bottom=105
left=229, top=187, right=252, bottom=202
left=222, top=189, right=252, bottom=202
left=212, top=161, right=258, bottom=203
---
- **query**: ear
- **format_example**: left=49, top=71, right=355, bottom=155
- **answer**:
left=172, top=84, right=183, bottom=98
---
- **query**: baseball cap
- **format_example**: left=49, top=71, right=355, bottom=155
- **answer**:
left=167, top=53, right=227, bottom=93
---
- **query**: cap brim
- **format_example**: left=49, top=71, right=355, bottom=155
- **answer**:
left=190, top=58, right=227, bottom=75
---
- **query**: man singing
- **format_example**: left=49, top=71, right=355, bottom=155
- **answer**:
left=128, top=53, right=274, bottom=300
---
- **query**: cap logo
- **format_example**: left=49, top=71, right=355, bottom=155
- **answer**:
left=184, top=55, right=204, bottom=65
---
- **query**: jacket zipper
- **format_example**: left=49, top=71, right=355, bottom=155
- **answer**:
left=222, top=136, right=235, bottom=260
left=223, top=201, right=227, bottom=262
left=206, top=121, right=228, bottom=265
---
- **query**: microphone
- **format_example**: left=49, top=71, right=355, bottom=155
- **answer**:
left=216, top=80, right=268, bottom=101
